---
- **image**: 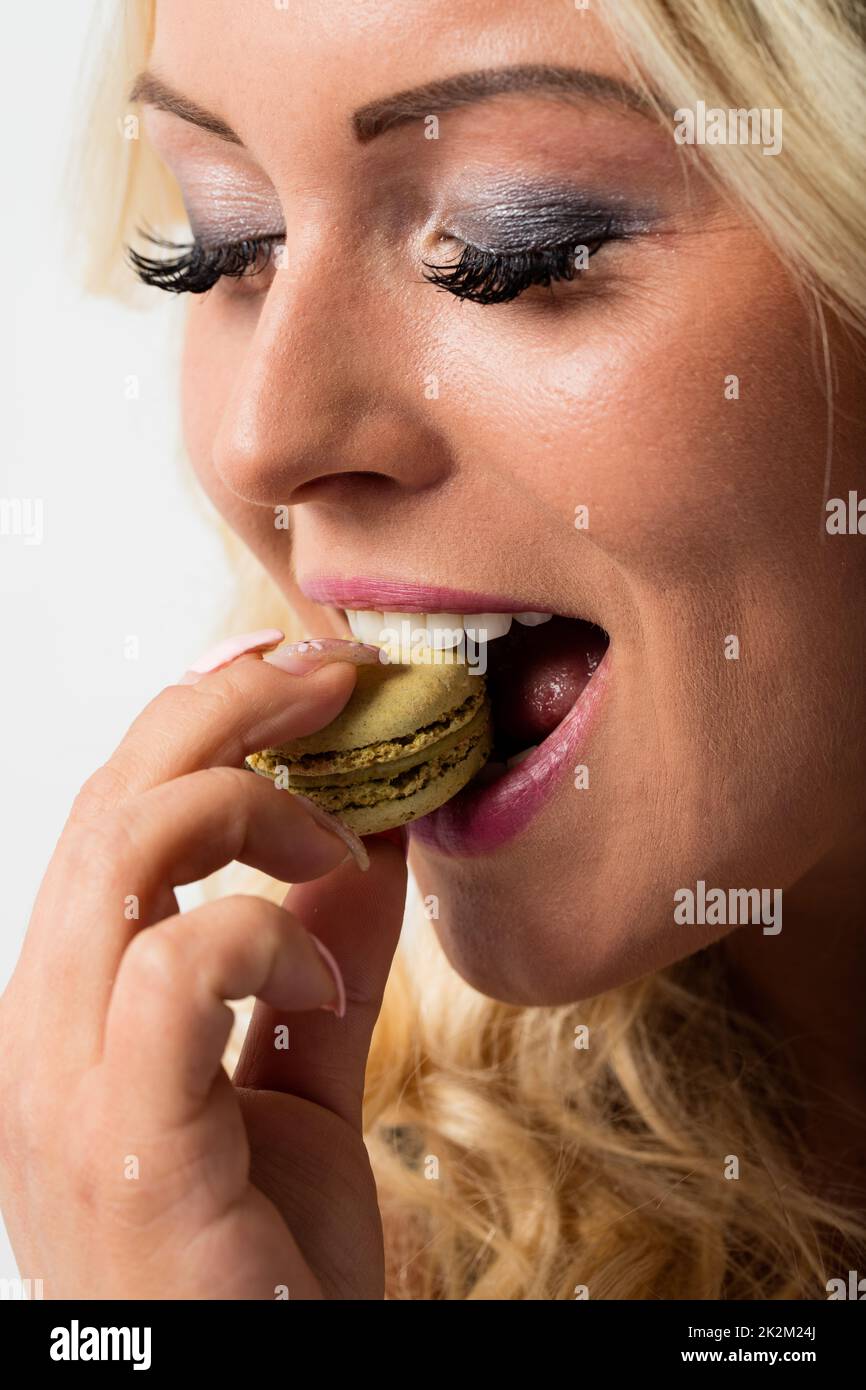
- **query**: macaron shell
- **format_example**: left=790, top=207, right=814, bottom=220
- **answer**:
left=246, top=653, right=493, bottom=833
left=270, top=658, right=483, bottom=756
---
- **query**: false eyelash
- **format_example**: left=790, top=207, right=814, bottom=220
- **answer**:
left=128, top=230, right=282, bottom=294
left=422, top=229, right=614, bottom=305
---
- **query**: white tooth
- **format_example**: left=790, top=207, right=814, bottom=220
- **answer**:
left=514, top=612, right=553, bottom=627
left=463, top=612, right=513, bottom=643
left=389, top=612, right=429, bottom=642
left=380, top=612, right=407, bottom=649
left=425, top=613, right=463, bottom=650
left=345, top=609, right=364, bottom=640
left=350, top=610, right=387, bottom=644
left=381, top=611, right=431, bottom=656
left=505, top=745, right=539, bottom=770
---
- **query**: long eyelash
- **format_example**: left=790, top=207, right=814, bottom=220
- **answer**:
left=128, top=229, right=281, bottom=294
left=422, top=227, right=616, bottom=305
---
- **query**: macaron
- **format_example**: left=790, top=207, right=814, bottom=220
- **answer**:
left=246, top=655, right=492, bottom=833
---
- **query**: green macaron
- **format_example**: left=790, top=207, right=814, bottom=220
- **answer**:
left=246, top=655, right=492, bottom=833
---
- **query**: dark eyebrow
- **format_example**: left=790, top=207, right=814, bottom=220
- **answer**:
left=128, top=72, right=242, bottom=144
left=352, top=64, right=653, bottom=141
left=130, top=63, right=653, bottom=148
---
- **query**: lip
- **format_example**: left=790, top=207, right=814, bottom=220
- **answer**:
left=299, top=573, right=609, bottom=856
left=300, top=576, right=540, bottom=615
left=412, top=648, right=610, bottom=857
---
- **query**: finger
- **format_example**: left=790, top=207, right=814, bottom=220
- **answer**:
left=72, top=640, right=381, bottom=818
left=25, top=767, right=360, bottom=1063
left=234, top=838, right=407, bottom=1129
left=102, top=896, right=345, bottom=1132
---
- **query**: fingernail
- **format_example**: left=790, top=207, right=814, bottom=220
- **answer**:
left=263, top=638, right=385, bottom=675
left=309, top=935, right=347, bottom=1018
left=178, top=629, right=285, bottom=684
left=293, top=795, right=370, bottom=872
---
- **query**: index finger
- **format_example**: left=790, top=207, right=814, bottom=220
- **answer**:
left=73, top=639, right=382, bottom=817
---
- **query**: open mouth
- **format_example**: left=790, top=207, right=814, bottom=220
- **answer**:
left=335, top=602, right=610, bottom=853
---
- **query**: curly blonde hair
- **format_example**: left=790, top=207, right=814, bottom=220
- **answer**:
left=80, top=0, right=866, bottom=1298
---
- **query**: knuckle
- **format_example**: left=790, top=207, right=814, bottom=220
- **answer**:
left=187, top=674, right=241, bottom=722
left=72, top=763, right=133, bottom=822
left=163, top=675, right=250, bottom=753
left=121, top=924, right=187, bottom=997
left=223, top=893, right=281, bottom=931
left=188, top=656, right=265, bottom=725
left=65, top=810, right=134, bottom=879
left=202, top=764, right=249, bottom=799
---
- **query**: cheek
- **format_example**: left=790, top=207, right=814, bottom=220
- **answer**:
left=182, top=304, right=220, bottom=491
left=446, top=242, right=825, bottom=587
left=181, top=302, right=265, bottom=540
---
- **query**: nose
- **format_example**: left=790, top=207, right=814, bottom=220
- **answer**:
left=209, top=249, right=449, bottom=508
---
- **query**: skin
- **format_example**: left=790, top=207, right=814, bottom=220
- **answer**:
left=1, top=0, right=864, bottom=1297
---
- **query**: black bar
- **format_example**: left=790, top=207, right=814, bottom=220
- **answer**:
left=2, top=1296, right=860, bottom=1374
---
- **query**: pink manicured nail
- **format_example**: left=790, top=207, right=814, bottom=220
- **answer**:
left=178, top=629, right=285, bottom=685
left=310, top=935, right=347, bottom=1018
left=263, top=639, right=384, bottom=675
left=293, top=795, right=370, bottom=872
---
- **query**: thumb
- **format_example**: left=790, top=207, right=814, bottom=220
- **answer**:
left=233, top=837, right=408, bottom=1129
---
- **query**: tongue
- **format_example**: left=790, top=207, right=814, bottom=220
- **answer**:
left=485, top=617, right=607, bottom=754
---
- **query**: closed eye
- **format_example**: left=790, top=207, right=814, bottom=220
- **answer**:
left=420, top=224, right=620, bottom=305
left=128, top=229, right=284, bottom=294
left=128, top=221, right=632, bottom=304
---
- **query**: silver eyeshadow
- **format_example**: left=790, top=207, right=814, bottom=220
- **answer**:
left=179, top=169, right=656, bottom=254
left=437, top=179, right=658, bottom=254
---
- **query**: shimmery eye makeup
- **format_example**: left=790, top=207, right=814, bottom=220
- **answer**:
left=423, top=186, right=656, bottom=304
left=435, top=181, right=656, bottom=254
left=128, top=181, right=656, bottom=304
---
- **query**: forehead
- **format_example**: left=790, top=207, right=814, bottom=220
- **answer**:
left=150, top=0, right=631, bottom=153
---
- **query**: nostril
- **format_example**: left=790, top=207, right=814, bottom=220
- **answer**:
left=291, top=470, right=409, bottom=504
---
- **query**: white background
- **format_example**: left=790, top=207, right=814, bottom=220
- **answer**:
left=2, top=1, right=238, bottom=1279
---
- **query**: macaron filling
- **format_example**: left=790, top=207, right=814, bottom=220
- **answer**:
left=284, top=718, right=490, bottom=815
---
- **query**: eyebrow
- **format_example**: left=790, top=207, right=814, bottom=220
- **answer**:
left=129, top=63, right=653, bottom=147
left=129, top=73, right=242, bottom=143
left=352, top=64, right=653, bottom=140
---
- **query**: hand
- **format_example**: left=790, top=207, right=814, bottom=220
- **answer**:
left=0, top=640, right=407, bottom=1299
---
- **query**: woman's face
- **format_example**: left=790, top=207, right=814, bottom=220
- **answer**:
left=145, top=0, right=865, bottom=1003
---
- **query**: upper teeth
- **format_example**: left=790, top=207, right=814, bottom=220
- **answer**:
left=345, top=609, right=552, bottom=648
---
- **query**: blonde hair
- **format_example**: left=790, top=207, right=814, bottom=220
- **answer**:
left=81, top=0, right=866, bottom=1297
